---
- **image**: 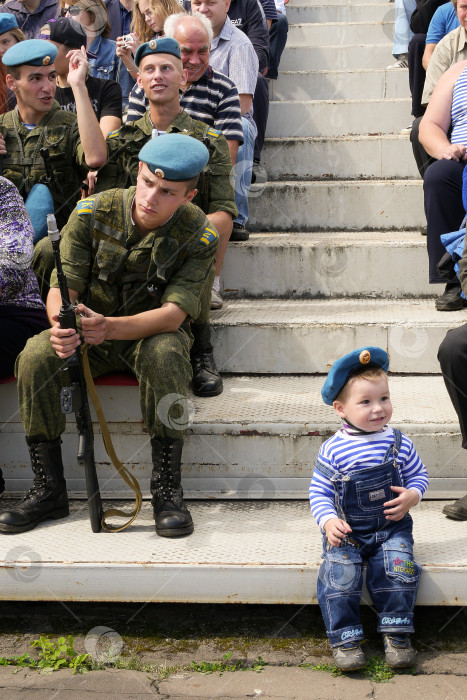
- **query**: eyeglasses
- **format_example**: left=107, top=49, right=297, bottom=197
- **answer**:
left=59, top=6, right=81, bottom=16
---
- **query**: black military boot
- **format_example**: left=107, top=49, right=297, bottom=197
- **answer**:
left=190, top=322, right=223, bottom=397
left=0, top=438, right=69, bottom=534
left=150, top=437, right=194, bottom=537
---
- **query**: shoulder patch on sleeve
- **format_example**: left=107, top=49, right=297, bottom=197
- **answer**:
left=107, top=129, right=120, bottom=139
left=77, top=197, right=96, bottom=215
left=199, top=226, right=218, bottom=246
left=206, top=128, right=221, bottom=138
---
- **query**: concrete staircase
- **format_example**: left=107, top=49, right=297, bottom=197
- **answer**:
left=1, top=0, right=466, bottom=604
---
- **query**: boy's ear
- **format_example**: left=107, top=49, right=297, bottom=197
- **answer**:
left=333, top=399, right=346, bottom=419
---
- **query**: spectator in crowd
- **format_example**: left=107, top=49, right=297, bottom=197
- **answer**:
left=2, top=0, right=58, bottom=38
left=59, top=0, right=118, bottom=80
left=0, top=39, right=106, bottom=273
left=44, top=17, right=122, bottom=135
left=191, top=0, right=259, bottom=241
left=419, top=58, right=467, bottom=310
left=0, top=176, right=50, bottom=499
left=0, top=176, right=49, bottom=379
left=115, top=0, right=184, bottom=88
left=0, top=13, right=26, bottom=113
left=438, top=177, right=467, bottom=518
left=227, top=0, right=270, bottom=188
left=0, top=134, right=218, bottom=536
left=406, top=0, right=458, bottom=132
left=410, top=1, right=462, bottom=170
left=103, top=0, right=136, bottom=106
left=132, top=0, right=184, bottom=42
left=266, top=0, right=288, bottom=81
left=387, top=0, right=417, bottom=68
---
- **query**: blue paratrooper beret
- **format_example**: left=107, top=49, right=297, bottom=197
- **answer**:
left=0, top=13, right=18, bottom=35
left=321, top=346, right=390, bottom=406
left=138, top=133, right=209, bottom=181
left=2, top=38, right=58, bottom=67
left=134, top=37, right=181, bottom=67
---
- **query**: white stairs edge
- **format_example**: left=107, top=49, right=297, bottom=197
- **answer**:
left=1, top=376, right=463, bottom=499
left=288, top=4, right=397, bottom=23
left=271, top=69, right=410, bottom=101
left=288, top=22, right=394, bottom=46
left=260, top=134, right=418, bottom=180
left=249, top=180, right=424, bottom=231
left=0, top=501, right=463, bottom=605
left=280, top=44, right=395, bottom=71
left=222, top=232, right=432, bottom=297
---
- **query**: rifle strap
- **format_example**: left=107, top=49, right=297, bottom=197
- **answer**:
left=81, top=344, right=143, bottom=532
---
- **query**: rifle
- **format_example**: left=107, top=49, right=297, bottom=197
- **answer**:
left=47, top=214, right=104, bottom=533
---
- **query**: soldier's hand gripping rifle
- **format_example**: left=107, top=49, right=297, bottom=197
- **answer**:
left=47, top=214, right=104, bottom=533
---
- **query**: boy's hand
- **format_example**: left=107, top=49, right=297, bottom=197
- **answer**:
left=383, top=486, right=419, bottom=521
left=324, top=518, right=352, bottom=547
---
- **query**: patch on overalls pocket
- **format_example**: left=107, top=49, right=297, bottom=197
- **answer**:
left=383, top=537, right=420, bottom=584
left=356, top=475, right=392, bottom=512
left=326, top=548, right=362, bottom=593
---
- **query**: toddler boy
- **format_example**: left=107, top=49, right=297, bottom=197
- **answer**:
left=309, top=346, right=428, bottom=670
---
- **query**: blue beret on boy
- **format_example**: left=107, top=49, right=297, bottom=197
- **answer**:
left=2, top=39, right=58, bottom=67
left=138, top=133, right=209, bottom=181
left=134, top=37, right=181, bottom=67
left=321, top=346, right=390, bottom=406
left=0, top=13, right=18, bottom=35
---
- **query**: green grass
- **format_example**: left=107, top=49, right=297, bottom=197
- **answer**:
left=0, top=636, right=95, bottom=675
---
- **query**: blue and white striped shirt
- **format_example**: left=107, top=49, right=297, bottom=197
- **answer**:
left=309, top=426, right=429, bottom=529
left=451, top=63, right=467, bottom=146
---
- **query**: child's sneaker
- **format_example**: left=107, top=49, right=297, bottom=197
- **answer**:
left=383, top=634, right=416, bottom=667
left=332, top=641, right=365, bottom=671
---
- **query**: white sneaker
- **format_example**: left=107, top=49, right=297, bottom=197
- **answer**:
left=400, top=123, right=413, bottom=135
left=387, top=53, right=408, bottom=69
left=210, top=288, right=223, bottom=310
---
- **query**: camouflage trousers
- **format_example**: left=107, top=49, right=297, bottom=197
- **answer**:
left=15, top=327, right=193, bottom=443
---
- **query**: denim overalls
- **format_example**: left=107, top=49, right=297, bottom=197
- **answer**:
left=316, top=429, right=421, bottom=648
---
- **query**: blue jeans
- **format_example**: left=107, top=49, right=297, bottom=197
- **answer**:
left=393, top=0, right=417, bottom=56
left=316, top=430, right=422, bottom=648
left=234, top=116, right=256, bottom=227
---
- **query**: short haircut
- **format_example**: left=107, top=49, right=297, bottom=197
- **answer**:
left=164, top=11, right=214, bottom=45
left=184, top=173, right=200, bottom=193
left=335, top=365, right=387, bottom=404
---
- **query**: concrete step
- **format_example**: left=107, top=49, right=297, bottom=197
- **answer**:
left=271, top=69, right=410, bottom=102
left=248, top=180, right=424, bottom=231
left=293, top=0, right=391, bottom=6
left=223, top=232, right=432, bottom=298
left=280, top=44, right=395, bottom=71
left=261, top=135, right=418, bottom=181
left=210, top=299, right=459, bottom=374
left=0, top=500, right=463, bottom=604
left=0, top=376, right=462, bottom=500
left=267, top=98, right=412, bottom=138
left=288, top=22, right=394, bottom=46
left=287, top=3, right=394, bottom=23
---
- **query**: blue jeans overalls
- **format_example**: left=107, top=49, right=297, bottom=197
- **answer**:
left=316, top=429, right=421, bottom=648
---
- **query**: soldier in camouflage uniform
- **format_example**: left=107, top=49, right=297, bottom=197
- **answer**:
left=0, top=134, right=218, bottom=537
left=0, top=40, right=106, bottom=230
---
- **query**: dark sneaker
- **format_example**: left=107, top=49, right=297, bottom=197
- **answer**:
left=332, top=641, right=365, bottom=671
left=230, top=222, right=250, bottom=241
left=435, top=283, right=467, bottom=311
left=443, top=494, right=467, bottom=520
left=383, top=634, right=415, bottom=668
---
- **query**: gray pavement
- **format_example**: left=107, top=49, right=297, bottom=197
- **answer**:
left=1, top=665, right=467, bottom=699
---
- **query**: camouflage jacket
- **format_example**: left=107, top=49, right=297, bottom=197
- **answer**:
left=0, top=102, right=88, bottom=228
left=49, top=187, right=219, bottom=322
left=95, top=110, right=237, bottom=218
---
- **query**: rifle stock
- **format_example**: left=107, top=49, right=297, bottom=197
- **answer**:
left=47, top=214, right=103, bottom=533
